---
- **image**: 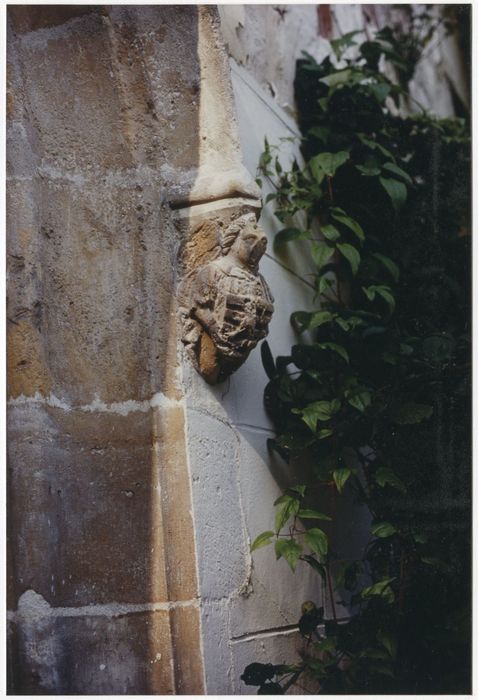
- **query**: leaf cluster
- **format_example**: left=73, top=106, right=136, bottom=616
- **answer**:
left=244, top=16, right=470, bottom=696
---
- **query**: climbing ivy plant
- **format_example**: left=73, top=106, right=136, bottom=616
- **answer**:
left=242, top=21, right=470, bottom=696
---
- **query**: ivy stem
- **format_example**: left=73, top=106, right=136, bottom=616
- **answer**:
left=326, top=563, right=338, bottom=623
left=326, top=175, right=334, bottom=202
left=282, top=668, right=304, bottom=692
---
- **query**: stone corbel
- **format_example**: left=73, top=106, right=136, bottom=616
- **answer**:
left=173, top=8, right=274, bottom=384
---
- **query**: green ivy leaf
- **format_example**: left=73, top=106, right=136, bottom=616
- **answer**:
left=371, top=522, right=397, bottom=538
left=274, top=494, right=300, bottom=533
left=362, top=285, right=395, bottom=313
left=318, top=428, right=334, bottom=440
left=288, top=484, right=307, bottom=498
left=334, top=315, right=363, bottom=332
left=421, top=557, right=452, bottom=573
left=368, top=82, right=392, bottom=103
left=303, top=555, right=327, bottom=579
left=298, top=509, right=332, bottom=521
left=380, top=176, right=407, bottom=211
left=308, top=125, right=331, bottom=143
left=320, top=224, right=341, bottom=241
left=356, top=163, right=381, bottom=177
left=359, top=648, right=391, bottom=661
left=383, top=351, right=398, bottom=365
left=309, top=156, right=326, bottom=184
left=346, top=390, right=371, bottom=413
left=318, top=275, right=334, bottom=294
left=330, top=30, right=360, bottom=59
left=337, top=242, right=361, bottom=275
left=393, top=402, right=433, bottom=425
left=382, top=161, right=413, bottom=185
left=319, top=69, right=353, bottom=87
left=330, top=207, right=365, bottom=242
left=292, top=310, right=335, bottom=331
left=309, top=151, right=350, bottom=178
left=374, top=466, right=406, bottom=493
left=377, top=630, right=398, bottom=658
left=304, top=528, right=328, bottom=557
left=250, top=531, right=275, bottom=552
left=259, top=147, right=272, bottom=171
left=369, top=662, right=395, bottom=678
left=412, top=531, right=429, bottom=544
left=372, top=253, right=400, bottom=282
left=295, top=399, right=341, bottom=431
left=316, top=342, right=349, bottom=363
left=376, top=287, right=395, bottom=313
left=261, top=341, right=276, bottom=380
left=275, top=228, right=311, bottom=246
left=333, top=467, right=352, bottom=493
left=311, top=242, right=335, bottom=270
left=275, top=539, right=303, bottom=571
left=308, top=311, right=336, bottom=329
left=362, top=577, right=396, bottom=600
left=358, top=134, right=395, bottom=160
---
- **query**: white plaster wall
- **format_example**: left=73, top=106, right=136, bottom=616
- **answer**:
left=218, top=4, right=468, bottom=119
left=184, top=65, right=328, bottom=694
left=188, top=6, right=468, bottom=693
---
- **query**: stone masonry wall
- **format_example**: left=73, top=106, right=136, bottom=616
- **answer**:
left=7, top=6, right=209, bottom=693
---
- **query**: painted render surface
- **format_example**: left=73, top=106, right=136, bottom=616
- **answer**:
left=7, top=4, right=467, bottom=696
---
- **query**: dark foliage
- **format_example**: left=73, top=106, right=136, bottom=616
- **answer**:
left=245, top=15, right=470, bottom=695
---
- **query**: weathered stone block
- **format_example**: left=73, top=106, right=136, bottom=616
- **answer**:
left=169, top=605, right=205, bottom=694
left=8, top=402, right=168, bottom=606
left=7, top=176, right=177, bottom=404
left=187, top=409, right=249, bottom=600
left=151, top=405, right=199, bottom=602
left=9, top=598, right=176, bottom=694
left=8, top=6, right=201, bottom=182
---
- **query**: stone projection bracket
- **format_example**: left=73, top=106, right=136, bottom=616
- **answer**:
left=172, top=8, right=274, bottom=384
left=177, top=202, right=274, bottom=384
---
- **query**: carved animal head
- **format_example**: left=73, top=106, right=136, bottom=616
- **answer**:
left=220, top=213, right=268, bottom=270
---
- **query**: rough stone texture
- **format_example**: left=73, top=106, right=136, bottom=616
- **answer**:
left=7, top=6, right=196, bottom=406
left=6, top=5, right=248, bottom=693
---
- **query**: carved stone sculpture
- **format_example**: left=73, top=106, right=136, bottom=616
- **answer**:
left=179, top=212, right=274, bottom=384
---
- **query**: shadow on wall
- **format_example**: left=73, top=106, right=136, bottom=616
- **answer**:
left=7, top=5, right=204, bottom=693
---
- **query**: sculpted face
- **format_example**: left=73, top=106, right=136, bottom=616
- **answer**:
left=230, top=217, right=268, bottom=269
